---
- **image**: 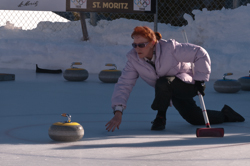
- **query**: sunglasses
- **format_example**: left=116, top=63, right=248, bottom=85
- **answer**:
left=132, top=42, right=149, bottom=48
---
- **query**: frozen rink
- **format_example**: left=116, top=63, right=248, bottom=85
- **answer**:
left=0, top=68, right=249, bottom=166
left=0, top=3, right=250, bottom=166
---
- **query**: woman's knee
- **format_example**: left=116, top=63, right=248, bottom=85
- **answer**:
left=155, top=76, right=175, bottom=90
left=172, top=97, right=204, bottom=125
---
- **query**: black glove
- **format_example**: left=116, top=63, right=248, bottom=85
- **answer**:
left=195, top=81, right=205, bottom=96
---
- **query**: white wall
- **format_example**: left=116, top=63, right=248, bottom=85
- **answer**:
left=0, top=0, right=66, bottom=11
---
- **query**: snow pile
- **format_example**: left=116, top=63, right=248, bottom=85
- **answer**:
left=0, top=5, right=250, bottom=79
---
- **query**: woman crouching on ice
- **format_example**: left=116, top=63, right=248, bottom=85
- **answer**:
left=106, top=26, right=244, bottom=132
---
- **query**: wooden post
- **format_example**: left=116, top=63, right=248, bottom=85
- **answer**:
left=79, top=12, right=89, bottom=41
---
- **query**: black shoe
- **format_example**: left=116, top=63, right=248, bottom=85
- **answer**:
left=221, top=105, right=245, bottom=122
left=151, top=116, right=166, bottom=130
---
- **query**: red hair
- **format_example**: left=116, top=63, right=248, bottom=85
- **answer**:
left=131, top=26, right=162, bottom=42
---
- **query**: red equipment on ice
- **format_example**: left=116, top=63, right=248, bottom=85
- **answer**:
left=196, top=93, right=224, bottom=137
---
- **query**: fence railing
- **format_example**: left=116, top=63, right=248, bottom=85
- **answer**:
left=0, top=0, right=248, bottom=31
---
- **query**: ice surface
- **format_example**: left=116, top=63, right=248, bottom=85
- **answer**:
left=0, top=69, right=249, bottom=166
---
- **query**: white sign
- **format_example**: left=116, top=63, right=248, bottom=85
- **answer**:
left=70, top=0, right=87, bottom=9
left=133, top=0, right=151, bottom=12
left=0, top=0, right=66, bottom=11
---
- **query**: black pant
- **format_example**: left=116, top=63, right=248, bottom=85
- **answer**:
left=151, top=76, right=225, bottom=125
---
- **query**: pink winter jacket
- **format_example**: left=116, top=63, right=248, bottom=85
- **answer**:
left=111, top=39, right=211, bottom=111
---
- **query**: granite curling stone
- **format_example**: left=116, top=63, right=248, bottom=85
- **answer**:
left=63, top=62, right=89, bottom=81
left=48, top=113, right=84, bottom=142
left=238, top=71, right=250, bottom=91
left=214, top=73, right=241, bottom=93
left=0, top=73, right=15, bottom=81
left=99, top=63, right=121, bottom=83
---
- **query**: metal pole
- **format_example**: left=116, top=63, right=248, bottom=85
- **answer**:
left=233, top=0, right=239, bottom=9
left=79, top=12, right=89, bottom=41
left=90, top=12, right=97, bottom=26
left=154, top=0, right=158, bottom=32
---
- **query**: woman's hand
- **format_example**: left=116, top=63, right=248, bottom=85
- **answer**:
left=195, top=81, right=205, bottom=96
left=105, top=111, right=122, bottom=132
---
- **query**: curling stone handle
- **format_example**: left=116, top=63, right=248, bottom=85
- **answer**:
left=224, top=73, right=233, bottom=76
left=61, top=113, right=71, bottom=123
left=71, top=62, right=82, bottom=68
left=105, top=63, right=117, bottom=70
left=223, top=73, right=233, bottom=80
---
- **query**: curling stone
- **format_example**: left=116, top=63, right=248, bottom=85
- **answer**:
left=48, top=113, right=84, bottom=142
left=238, top=71, right=250, bottom=91
left=214, top=73, right=241, bottom=93
left=0, top=73, right=15, bottom=81
left=99, top=63, right=121, bottom=83
left=63, top=62, right=88, bottom=81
